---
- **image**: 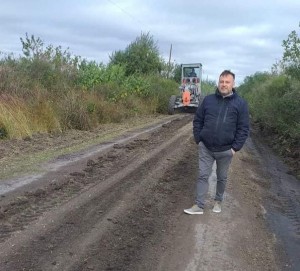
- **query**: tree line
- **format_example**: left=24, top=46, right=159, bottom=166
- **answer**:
left=0, top=32, right=215, bottom=139
left=238, top=23, right=300, bottom=177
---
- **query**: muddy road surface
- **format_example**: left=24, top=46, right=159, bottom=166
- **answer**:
left=0, top=115, right=299, bottom=271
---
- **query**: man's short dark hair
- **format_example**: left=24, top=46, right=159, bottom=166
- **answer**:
left=220, top=70, right=235, bottom=80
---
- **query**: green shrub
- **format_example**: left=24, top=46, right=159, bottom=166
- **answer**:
left=201, top=79, right=216, bottom=96
left=239, top=73, right=300, bottom=144
left=145, top=75, right=178, bottom=114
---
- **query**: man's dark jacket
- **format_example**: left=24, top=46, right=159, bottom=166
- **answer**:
left=193, top=89, right=249, bottom=152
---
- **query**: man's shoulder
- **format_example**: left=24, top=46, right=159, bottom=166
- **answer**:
left=232, top=94, right=249, bottom=114
left=233, top=92, right=248, bottom=104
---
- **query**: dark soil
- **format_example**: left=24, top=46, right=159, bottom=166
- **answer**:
left=251, top=121, right=300, bottom=179
left=0, top=114, right=299, bottom=271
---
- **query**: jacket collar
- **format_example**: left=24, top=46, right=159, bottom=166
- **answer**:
left=215, top=88, right=236, bottom=99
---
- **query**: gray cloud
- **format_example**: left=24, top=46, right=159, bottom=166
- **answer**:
left=0, top=0, right=299, bottom=84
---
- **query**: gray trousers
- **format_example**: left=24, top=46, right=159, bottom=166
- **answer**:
left=196, top=142, right=233, bottom=208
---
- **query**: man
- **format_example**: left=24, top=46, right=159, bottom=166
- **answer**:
left=184, top=70, right=249, bottom=215
left=188, top=68, right=197, bottom=77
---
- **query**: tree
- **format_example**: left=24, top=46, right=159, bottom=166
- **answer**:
left=109, top=32, right=162, bottom=76
left=19, top=33, right=80, bottom=90
left=20, top=33, right=44, bottom=59
left=172, top=64, right=181, bottom=83
left=274, top=23, right=300, bottom=79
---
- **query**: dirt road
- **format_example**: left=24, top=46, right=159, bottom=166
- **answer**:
left=0, top=114, right=299, bottom=271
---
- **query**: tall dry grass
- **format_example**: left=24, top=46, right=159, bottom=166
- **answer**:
left=0, top=94, right=63, bottom=139
left=0, top=95, right=32, bottom=139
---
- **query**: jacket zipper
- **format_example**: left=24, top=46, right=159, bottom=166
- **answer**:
left=223, top=107, right=228, bottom=123
left=215, top=99, right=224, bottom=131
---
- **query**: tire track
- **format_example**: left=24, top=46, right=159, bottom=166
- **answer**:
left=249, top=136, right=300, bottom=270
left=0, top=117, right=191, bottom=243
left=0, top=117, right=194, bottom=270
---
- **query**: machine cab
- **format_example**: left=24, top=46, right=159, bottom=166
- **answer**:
left=181, top=64, right=202, bottom=85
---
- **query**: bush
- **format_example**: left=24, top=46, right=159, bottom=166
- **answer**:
left=238, top=73, right=300, bottom=144
left=0, top=33, right=201, bottom=140
left=201, top=79, right=216, bottom=96
left=57, top=91, right=93, bottom=130
left=30, top=99, right=61, bottom=133
left=144, top=76, right=178, bottom=114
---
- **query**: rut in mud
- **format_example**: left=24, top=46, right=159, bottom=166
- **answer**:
left=0, top=116, right=196, bottom=270
left=0, top=114, right=299, bottom=271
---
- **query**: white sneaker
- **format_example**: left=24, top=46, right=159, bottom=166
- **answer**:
left=184, top=204, right=204, bottom=215
left=212, top=201, right=222, bottom=213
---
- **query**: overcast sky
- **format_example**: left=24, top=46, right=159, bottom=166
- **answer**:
left=1, top=0, right=299, bottom=84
